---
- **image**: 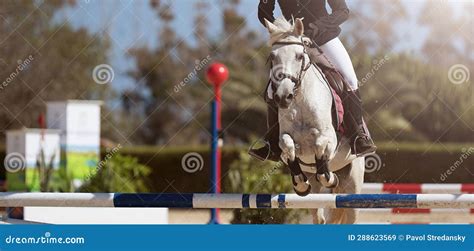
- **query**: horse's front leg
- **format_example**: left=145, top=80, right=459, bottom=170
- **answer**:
left=280, top=133, right=311, bottom=196
left=312, top=133, right=339, bottom=188
left=316, top=156, right=339, bottom=188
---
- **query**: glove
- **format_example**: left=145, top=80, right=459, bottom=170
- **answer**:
left=308, top=23, right=319, bottom=39
left=308, top=21, right=327, bottom=40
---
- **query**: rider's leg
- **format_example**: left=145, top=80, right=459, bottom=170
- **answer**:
left=319, top=37, right=376, bottom=156
left=248, top=101, right=282, bottom=161
left=341, top=89, right=377, bottom=155
left=319, top=38, right=358, bottom=90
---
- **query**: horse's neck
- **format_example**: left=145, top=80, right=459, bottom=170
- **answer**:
left=297, top=64, right=334, bottom=122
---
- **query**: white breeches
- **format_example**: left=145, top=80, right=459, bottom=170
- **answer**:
left=319, top=37, right=359, bottom=90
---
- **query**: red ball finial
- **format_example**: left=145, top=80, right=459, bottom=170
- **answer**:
left=206, top=62, right=229, bottom=86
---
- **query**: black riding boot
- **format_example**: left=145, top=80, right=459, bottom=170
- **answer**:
left=248, top=102, right=282, bottom=162
left=342, top=89, right=377, bottom=156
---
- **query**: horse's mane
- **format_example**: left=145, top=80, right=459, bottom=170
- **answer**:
left=268, top=17, right=299, bottom=45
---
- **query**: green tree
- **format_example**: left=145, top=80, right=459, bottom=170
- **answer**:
left=127, top=1, right=201, bottom=145
left=128, top=0, right=271, bottom=146
left=0, top=0, right=110, bottom=139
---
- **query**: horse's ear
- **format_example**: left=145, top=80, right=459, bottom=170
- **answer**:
left=264, top=18, right=278, bottom=34
left=294, top=18, right=304, bottom=36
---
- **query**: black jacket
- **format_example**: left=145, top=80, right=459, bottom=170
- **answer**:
left=258, top=0, right=349, bottom=45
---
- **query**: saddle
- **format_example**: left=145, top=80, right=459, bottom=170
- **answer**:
left=306, top=45, right=346, bottom=94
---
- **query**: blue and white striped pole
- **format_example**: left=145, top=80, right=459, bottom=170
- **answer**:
left=0, top=193, right=472, bottom=209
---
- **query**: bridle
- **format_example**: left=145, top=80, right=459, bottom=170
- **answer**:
left=268, top=37, right=313, bottom=95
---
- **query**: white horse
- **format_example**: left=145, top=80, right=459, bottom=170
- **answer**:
left=264, top=17, right=364, bottom=224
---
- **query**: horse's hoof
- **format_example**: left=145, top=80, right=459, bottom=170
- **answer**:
left=327, top=173, right=339, bottom=189
left=292, top=175, right=311, bottom=197
left=317, top=172, right=339, bottom=188
left=294, top=183, right=311, bottom=197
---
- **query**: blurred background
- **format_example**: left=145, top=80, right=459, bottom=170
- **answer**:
left=0, top=0, right=472, bottom=223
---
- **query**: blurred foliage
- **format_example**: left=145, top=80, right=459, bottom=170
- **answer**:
left=80, top=154, right=151, bottom=193
left=224, top=152, right=303, bottom=224
left=50, top=165, right=75, bottom=193
left=356, top=53, right=473, bottom=142
left=35, top=146, right=56, bottom=192
left=0, top=0, right=110, bottom=140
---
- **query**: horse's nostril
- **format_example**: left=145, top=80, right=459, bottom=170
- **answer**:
left=286, top=94, right=294, bottom=100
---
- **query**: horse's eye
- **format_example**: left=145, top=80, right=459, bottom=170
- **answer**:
left=270, top=53, right=276, bottom=61
left=296, top=53, right=304, bottom=61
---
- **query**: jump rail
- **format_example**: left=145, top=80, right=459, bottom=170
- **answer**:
left=361, top=183, right=474, bottom=215
left=362, top=183, right=474, bottom=194
left=0, top=193, right=473, bottom=209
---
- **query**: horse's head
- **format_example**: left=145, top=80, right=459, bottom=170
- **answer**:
left=265, top=18, right=312, bottom=109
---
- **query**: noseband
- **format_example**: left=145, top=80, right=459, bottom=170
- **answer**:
left=269, top=38, right=312, bottom=95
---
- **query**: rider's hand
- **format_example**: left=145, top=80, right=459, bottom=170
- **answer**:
left=308, top=22, right=319, bottom=39
left=308, top=21, right=327, bottom=41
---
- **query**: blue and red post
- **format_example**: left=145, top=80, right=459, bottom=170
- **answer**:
left=206, top=62, right=229, bottom=224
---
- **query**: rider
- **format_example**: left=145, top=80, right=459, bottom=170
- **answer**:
left=250, top=0, right=376, bottom=161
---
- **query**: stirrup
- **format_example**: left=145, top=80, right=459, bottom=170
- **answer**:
left=352, top=134, right=376, bottom=157
left=248, top=139, right=271, bottom=161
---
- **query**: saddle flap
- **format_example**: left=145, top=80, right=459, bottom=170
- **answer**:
left=330, top=87, right=344, bottom=134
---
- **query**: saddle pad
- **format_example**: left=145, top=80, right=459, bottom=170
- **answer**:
left=330, top=87, right=344, bottom=134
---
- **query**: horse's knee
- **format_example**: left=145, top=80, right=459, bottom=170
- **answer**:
left=279, top=134, right=295, bottom=161
left=313, top=135, right=336, bottom=160
left=280, top=134, right=294, bottom=149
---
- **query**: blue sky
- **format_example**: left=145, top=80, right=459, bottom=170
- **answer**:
left=61, top=0, right=433, bottom=93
